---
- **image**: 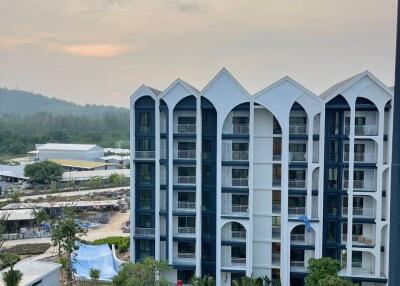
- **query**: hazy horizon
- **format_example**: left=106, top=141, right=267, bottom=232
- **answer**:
left=0, top=0, right=396, bottom=107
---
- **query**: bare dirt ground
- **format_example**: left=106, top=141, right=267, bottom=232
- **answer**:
left=3, top=210, right=130, bottom=249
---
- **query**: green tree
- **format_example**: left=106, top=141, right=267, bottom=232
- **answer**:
left=33, top=208, right=49, bottom=231
left=109, top=173, right=129, bottom=187
left=7, top=192, right=20, bottom=204
left=24, top=161, right=64, bottom=184
left=112, top=258, right=170, bottom=286
left=305, top=257, right=354, bottom=286
left=1, top=253, right=22, bottom=286
left=191, top=275, right=216, bottom=286
left=89, top=268, right=100, bottom=285
left=318, top=275, right=354, bottom=286
left=50, top=207, right=86, bottom=286
left=232, top=276, right=265, bottom=286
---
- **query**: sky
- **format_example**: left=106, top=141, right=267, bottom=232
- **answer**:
left=0, top=0, right=397, bottom=107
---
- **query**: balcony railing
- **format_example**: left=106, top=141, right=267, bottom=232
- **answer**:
left=273, top=178, right=281, bottom=187
left=232, top=204, right=249, bottom=214
left=135, top=227, right=155, bottom=236
left=351, top=261, right=374, bottom=275
left=342, top=234, right=374, bottom=246
left=232, top=124, right=249, bottom=135
left=289, top=152, right=307, bottom=162
left=342, top=207, right=375, bottom=218
left=224, top=178, right=249, bottom=187
left=232, top=151, right=249, bottom=161
left=177, top=227, right=196, bottom=235
left=139, top=200, right=151, bottom=209
left=134, top=151, right=155, bottom=159
left=177, top=252, right=196, bottom=260
left=231, top=230, right=246, bottom=240
left=343, top=180, right=376, bottom=191
left=272, top=253, right=280, bottom=265
left=344, top=152, right=376, bottom=163
left=176, top=124, right=196, bottom=134
left=290, top=261, right=305, bottom=268
left=291, top=233, right=314, bottom=245
left=344, top=125, right=378, bottom=136
left=175, top=150, right=196, bottom=159
left=231, top=257, right=246, bottom=265
left=289, top=180, right=306, bottom=189
left=289, top=124, right=307, bottom=135
left=174, top=201, right=196, bottom=210
left=272, top=228, right=281, bottom=240
left=272, top=204, right=281, bottom=214
left=288, top=207, right=306, bottom=216
left=176, top=176, right=196, bottom=185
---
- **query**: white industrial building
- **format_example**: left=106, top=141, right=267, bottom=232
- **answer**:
left=130, top=69, right=392, bottom=286
left=35, top=143, right=104, bottom=161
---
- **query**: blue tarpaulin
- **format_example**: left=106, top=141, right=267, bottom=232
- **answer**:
left=72, top=243, right=120, bottom=281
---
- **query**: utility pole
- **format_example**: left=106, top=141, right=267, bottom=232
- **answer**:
left=389, top=1, right=400, bottom=285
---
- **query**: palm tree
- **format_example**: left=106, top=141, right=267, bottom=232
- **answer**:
left=191, top=275, right=216, bottom=286
left=232, top=275, right=272, bottom=286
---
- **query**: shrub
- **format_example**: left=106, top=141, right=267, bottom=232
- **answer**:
left=6, top=243, right=50, bottom=256
left=2, top=269, right=22, bottom=286
left=92, top=236, right=129, bottom=253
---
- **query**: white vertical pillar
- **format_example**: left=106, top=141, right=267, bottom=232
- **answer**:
left=155, top=99, right=161, bottom=260
left=306, top=115, right=314, bottom=219
left=168, top=108, right=174, bottom=264
left=317, top=110, right=325, bottom=258
left=130, top=97, right=136, bottom=261
left=374, top=105, right=385, bottom=276
left=195, top=96, right=202, bottom=277
left=247, top=101, right=254, bottom=276
left=347, top=103, right=356, bottom=274
left=280, top=121, right=290, bottom=286
left=216, top=120, right=222, bottom=285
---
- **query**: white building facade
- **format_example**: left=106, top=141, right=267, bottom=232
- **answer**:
left=130, top=69, right=392, bottom=286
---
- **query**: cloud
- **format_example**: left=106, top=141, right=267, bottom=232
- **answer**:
left=175, top=3, right=205, bottom=15
left=50, top=43, right=132, bottom=57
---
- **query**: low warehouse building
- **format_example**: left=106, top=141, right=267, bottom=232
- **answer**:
left=35, top=143, right=104, bottom=161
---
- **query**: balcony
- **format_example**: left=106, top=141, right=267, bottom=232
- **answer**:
left=290, top=234, right=314, bottom=245
left=223, top=177, right=248, bottom=188
left=344, top=125, right=378, bottom=136
left=223, top=124, right=249, bottom=135
left=175, top=227, right=196, bottom=236
left=289, top=152, right=307, bottom=162
left=272, top=228, right=281, bottom=240
left=288, top=207, right=306, bottom=217
left=174, top=150, right=196, bottom=160
left=343, top=152, right=376, bottom=163
left=139, top=200, right=151, bottom=209
left=288, top=180, right=306, bottom=189
left=272, top=204, right=281, bottom=214
left=174, top=201, right=196, bottom=211
left=230, top=230, right=246, bottom=242
left=290, top=260, right=305, bottom=271
left=289, top=125, right=307, bottom=135
left=343, top=180, right=376, bottom=191
left=342, top=207, right=375, bottom=218
left=175, top=176, right=196, bottom=185
left=231, top=257, right=246, bottom=266
left=342, top=261, right=374, bottom=275
left=342, top=234, right=374, bottom=246
left=134, top=151, right=155, bottom=160
left=176, top=252, right=196, bottom=262
left=232, top=151, right=249, bottom=161
left=175, top=124, right=196, bottom=134
left=135, top=227, right=155, bottom=237
left=272, top=253, right=280, bottom=266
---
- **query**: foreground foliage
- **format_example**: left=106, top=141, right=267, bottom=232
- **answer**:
left=24, top=161, right=64, bottom=184
left=92, top=236, right=129, bottom=253
left=305, top=257, right=355, bottom=286
left=112, top=257, right=170, bottom=286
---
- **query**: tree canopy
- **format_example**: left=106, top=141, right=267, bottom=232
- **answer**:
left=305, top=257, right=354, bottom=286
left=24, top=161, right=64, bottom=184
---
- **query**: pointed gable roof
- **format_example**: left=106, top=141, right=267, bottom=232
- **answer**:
left=130, top=84, right=160, bottom=103
left=320, top=71, right=393, bottom=102
left=201, top=68, right=251, bottom=98
left=159, top=78, right=199, bottom=108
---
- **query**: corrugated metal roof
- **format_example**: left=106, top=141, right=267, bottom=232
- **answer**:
left=37, top=143, right=100, bottom=151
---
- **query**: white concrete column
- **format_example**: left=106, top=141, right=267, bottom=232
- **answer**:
left=317, top=110, right=325, bottom=258
left=280, top=121, right=290, bottom=286
left=374, top=105, right=385, bottom=276
left=216, top=120, right=223, bottom=285
left=168, top=108, right=174, bottom=264
left=155, top=99, right=161, bottom=260
left=306, top=115, right=314, bottom=219
left=247, top=101, right=254, bottom=276
left=347, top=103, right=356, bottom=274
left=195, top=96, right=202, bottom=277
left=129, top=98, right=136, bottom=261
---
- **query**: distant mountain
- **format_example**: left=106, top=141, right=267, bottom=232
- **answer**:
left=0, top=88, right=128, bottom=116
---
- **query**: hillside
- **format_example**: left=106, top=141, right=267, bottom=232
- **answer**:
left=0, top=88, right=128, bottom=116
left=0, top=88, right=130, bottom=155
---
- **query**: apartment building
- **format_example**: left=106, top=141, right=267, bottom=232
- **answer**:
left=129, top=69, right=392, bottom=286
